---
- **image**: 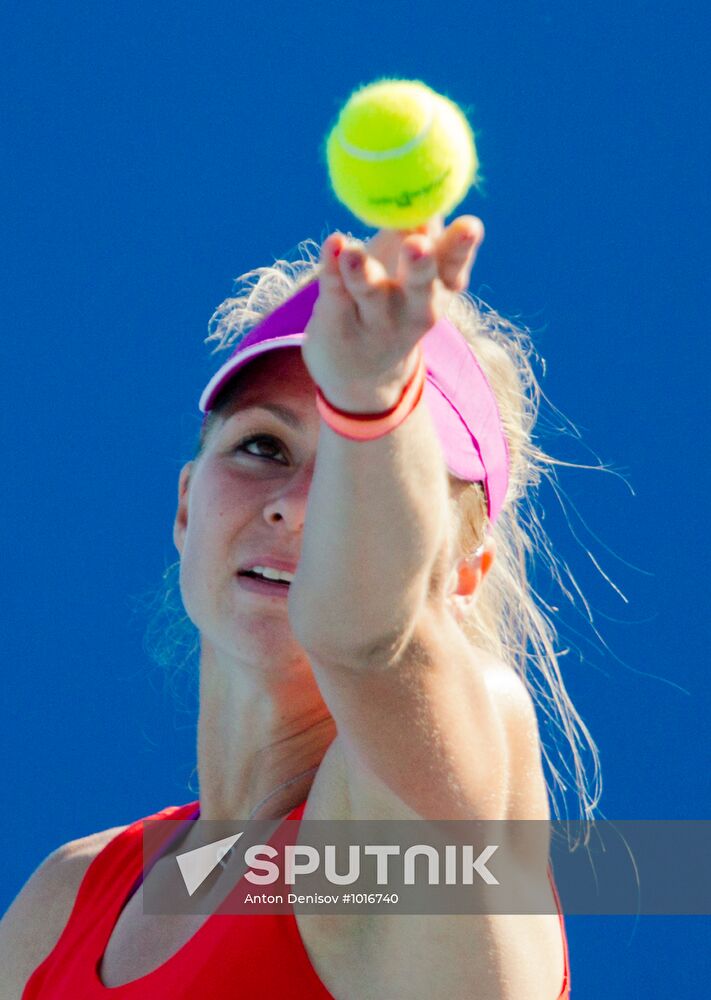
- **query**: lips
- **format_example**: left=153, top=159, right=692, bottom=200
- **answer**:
left=235, top=572, right=291, bottom=597
left=238, top=556, right=298, bottom=575
left=239, top=569, right=291, bottom=586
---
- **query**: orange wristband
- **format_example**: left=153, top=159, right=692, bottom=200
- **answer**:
left=315, top=347, right=426, bottom=442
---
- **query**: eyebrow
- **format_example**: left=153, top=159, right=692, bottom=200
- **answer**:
left=227, top=402, right=304, bottom=431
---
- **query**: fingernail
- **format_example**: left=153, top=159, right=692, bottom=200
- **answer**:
left=344, top=251, right=362, bottom=269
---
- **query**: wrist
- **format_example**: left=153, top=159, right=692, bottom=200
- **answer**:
left=315, top=347, right=426, bottom=443
left=316, top=348, right=423, bottom=414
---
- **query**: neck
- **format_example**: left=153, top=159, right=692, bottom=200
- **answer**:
left=195, top=640, right=336, bottom=822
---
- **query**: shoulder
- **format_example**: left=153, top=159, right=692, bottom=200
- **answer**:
left=57, top=822, right=132, bottom=863
left=0, top=823, right=128, bottom=998
left=482, top=653, right=539, bottom=737
left=479, top=653, right=551, bottom=822
left=482, top=651, right=556, bottom=822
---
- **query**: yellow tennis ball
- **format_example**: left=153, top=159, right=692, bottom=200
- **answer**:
left=323, top=77, right=479, bottom=230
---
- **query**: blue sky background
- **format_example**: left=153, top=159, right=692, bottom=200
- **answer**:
left=2, top=1, right=709, bottom=994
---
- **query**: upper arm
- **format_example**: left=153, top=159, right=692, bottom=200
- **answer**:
left=308, top=606, right=552, bottom=830
left=305, top=614, right=563, bottom=1000
left=307, top=605, right=516, bottom=822
left=0, top=826, right=127, bottom=998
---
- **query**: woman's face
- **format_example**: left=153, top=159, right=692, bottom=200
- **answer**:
left=173, top=348, right=320, bottom=670
left=173, top=345, right=467, bottom=670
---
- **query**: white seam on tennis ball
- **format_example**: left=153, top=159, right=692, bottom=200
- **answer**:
left=335, top=94, right=436, bottom=162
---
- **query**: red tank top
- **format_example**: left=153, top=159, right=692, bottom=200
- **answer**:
left=23, top=799, right=570, bottom=998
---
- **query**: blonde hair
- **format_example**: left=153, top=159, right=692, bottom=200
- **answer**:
left=180, top=235, right=606, bottom=839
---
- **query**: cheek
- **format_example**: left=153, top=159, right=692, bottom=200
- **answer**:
left=178, top=511, right=218, bottom=625
left=177, top=479, right=225, bottom=612
left=178, top=471, right=264, bottom=605
left=177, top=549, right=203, bottom=626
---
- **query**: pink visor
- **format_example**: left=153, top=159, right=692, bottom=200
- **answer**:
left=199, top=279, right=509, bottom=525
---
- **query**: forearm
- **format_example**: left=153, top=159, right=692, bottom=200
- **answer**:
left=289, top=380, right=452, bottom=659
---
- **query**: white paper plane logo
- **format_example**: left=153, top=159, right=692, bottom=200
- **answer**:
left=175, top=832, right=245, bottom=896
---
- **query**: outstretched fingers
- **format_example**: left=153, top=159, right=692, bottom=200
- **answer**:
left=396, top=234, right=443, bottom=332
left=315, top=233, right=355, bottom=319
left=319, top=233, right=347, bottom=282
left=320, top=234, right=389, bottom=292
left=339, top=243, right=390, bottom=292
left=436, top=215, right=485, bottom=292
left=336, top=241, right=396, bottom=331
left=317, top=216, right=484, bottom=344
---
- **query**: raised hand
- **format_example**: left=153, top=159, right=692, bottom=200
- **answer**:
left=301, top=215, right=484, bottom=412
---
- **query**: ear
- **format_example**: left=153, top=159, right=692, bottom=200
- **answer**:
left=173, top=461, right=193, bottom=556
left=450, top=536, right=497, bottom=600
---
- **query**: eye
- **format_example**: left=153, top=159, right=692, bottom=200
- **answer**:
left=234, top=434, right=288, bottom=464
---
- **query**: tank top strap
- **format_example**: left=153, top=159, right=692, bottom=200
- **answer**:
left=77, top=801, right=201, bottom=909
left=547, top=863, right=571, bottom=999
left=21, top=800, right=201, bottom=999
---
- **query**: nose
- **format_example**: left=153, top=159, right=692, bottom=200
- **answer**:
left=262, top=463, right=313, bottom=531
